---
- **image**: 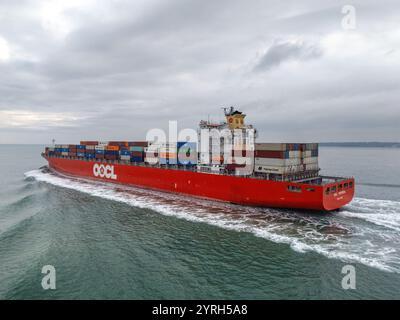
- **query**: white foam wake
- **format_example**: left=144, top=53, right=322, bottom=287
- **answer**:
left=340, top=198, right=400, bottom=232
left=24, top=169, right=400, bottom=273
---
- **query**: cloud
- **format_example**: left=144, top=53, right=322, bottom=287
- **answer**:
left=254, top=41, right=322, bottom=71
left=0, top=37, right=11, bottom=61
left=0, top=0, right=399, bottom=143
left=0, top=110, right=86, bottom=129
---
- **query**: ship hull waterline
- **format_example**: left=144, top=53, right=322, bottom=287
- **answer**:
left=44, top=156, right=355, bottom=211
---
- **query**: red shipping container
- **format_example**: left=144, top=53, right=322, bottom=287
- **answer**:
left=255, top=150, right=286, bottom=158
left=95, top=154, right=105, bottom=159
left=109, top=141, right=128, bottom=147
left=85, top=150, right=95, bottom=154
left=231, top=150, right=253, bottom=157
left=68, top=152, right=77, bottom=157
left=105, top=155, right=118, bottom=160
left=80, top=141, right=98, bottom=146
left=130, top=151, right=144, bottom=157
left=226, top=164, right=246, bottom=171
left=128, top=141, right=148, bottom=147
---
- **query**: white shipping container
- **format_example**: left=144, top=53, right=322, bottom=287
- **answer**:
left=288, top=151, right=300, bottom=158
left=145, top=157, right=159, bottom=165
left=226, top=156, right=253, bottom=165
left=307, top=143, right=318, bottom=150
left=302, top=150, right=312, bottom=157
left=95, top=146, right=105, bottom=150
left=255, top=143, right=288, bottom=151
left=254, top=165, right=303, bottom=174
left=302, top=157, right=318, bottom=165
left=120, top=155, right=130, bottom=161
left=199, top=153, right=210, bottom=164
left=85, top=145, right=95, bottom=150
left=62, top=145, right=69, bottom=149
left=254, top=157, right=301, bottom=166
left=160, top=147, right=177, bottom=151
left=305, top=163, right=319, bottom=171
left=61, top=152, right=69, bottom=156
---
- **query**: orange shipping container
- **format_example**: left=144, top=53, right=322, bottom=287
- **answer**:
left=159, top=152, right=177, bottom=159
left=211, top=155, right=224, bottom=161
left=109, top=141, right=128, bottom=147
left=106, top=145, right=120, bottom=151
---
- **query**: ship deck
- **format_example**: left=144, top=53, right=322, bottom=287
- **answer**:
left=42, top=154, right=352, bottom=186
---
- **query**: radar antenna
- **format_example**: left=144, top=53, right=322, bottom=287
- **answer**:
left=222, top=106, right=235, bottom=116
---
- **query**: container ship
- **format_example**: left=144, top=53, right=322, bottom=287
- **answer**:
left=42, top=108, right=354, bottom=211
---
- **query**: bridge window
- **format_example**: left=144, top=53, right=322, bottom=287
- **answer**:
left=338, top=184, right=343, bottom=190
left=344, top=183, right=349, bottom=189
left=331, top=186, right=337, bottom=193
left=325, top=187, right=330, bottom=195
left=287, top=185, right=302, bottom=193
left=349, top=181, right=353, bottom=188
left=306, top=188, right=315, bottom=192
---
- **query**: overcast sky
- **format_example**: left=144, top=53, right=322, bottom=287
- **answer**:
left=0, top=0, right=399, bottom=144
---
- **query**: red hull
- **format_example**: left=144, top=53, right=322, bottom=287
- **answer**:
left=45, top=156, right=354, bottom=211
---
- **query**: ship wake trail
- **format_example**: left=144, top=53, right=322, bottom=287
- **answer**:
left=340, top=198, right=400, bottom=232
left=24, top=168, right=400, bottom=274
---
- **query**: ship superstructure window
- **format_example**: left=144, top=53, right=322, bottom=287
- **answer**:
left=338, top=184, right=343, bottom=190
left=325, top=187, right=330, bottom=195
left=349, top=181, right=353, bottom=188
left=287, top=185, right=302, bottom=193
left=344, top=183, right=349, bottom=189
left=306, top=188, right=315, bottom=192
left=331, top=186, right=337, bottom=193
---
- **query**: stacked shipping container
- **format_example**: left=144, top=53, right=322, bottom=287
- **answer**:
left=254, top=143, right=319, bottom=176
left=44, top=140, right=320, bottom=182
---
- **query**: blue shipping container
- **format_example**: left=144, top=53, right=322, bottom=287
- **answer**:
left=77, top=145, right=86, bottom=150
left=160, top=158, right=177, bottom=165
left=85, top=153, right=95, bottom=159
left=96, top=150, right=105, bottom=154
left=285, top=151, right=290, bottom=159
left=178, top=159, right=197, bottom=165
left=130, top=156, right=144, bottom=162
left=77, top=152, right=85, bottom=157
left=120, top=150, right=130, bottom=156
left=177, top=142, right=197, bottom=148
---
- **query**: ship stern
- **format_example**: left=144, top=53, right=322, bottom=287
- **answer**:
left=322, top=178, right=355, bottom=211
